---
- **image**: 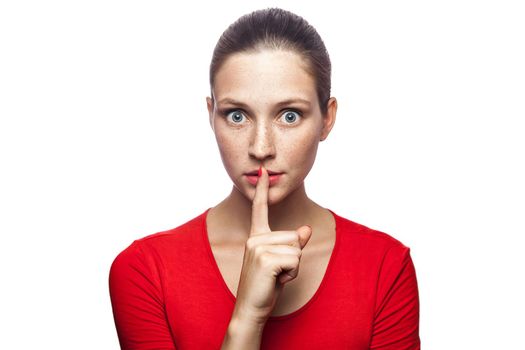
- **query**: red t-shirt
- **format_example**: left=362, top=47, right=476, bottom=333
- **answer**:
left=109, top=208, right=420, bottom=349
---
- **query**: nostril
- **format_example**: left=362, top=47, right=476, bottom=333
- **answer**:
left=248, top=138, right=276, bottom=160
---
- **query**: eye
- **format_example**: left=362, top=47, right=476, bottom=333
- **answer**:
left=224, top=110, right=247, bottom=124
left=279, top=110, right=301, bottom=124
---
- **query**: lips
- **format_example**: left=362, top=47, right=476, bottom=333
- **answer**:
left=245, top=172, right=283, bottom=186
left=245, top=169, right=283, bottom=176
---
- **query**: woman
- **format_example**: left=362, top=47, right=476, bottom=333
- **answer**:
left=109, top=8, right=420, bottom=350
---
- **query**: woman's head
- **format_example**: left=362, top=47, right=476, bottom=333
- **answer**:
left=209, top=7, right=332, bottom=115
left=207, top=8, right=337, bottom=206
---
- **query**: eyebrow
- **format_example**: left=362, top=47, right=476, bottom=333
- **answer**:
left=216, top=97, right=312, bottom=109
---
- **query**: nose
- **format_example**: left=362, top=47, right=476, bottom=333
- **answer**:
left=248, top=120, right=276, bottom=161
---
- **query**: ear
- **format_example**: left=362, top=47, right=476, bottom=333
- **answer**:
left=320, top=97, right=337, bottom=141
left=206, top=96, right=214, bottom=131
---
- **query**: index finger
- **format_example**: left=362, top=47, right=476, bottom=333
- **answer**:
left=250, top=165, right=271, bottom=235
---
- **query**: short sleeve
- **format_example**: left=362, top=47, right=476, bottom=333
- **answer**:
left=370, top=244, right=420, bottom=349
left=109, top=240, right=177, bottom=350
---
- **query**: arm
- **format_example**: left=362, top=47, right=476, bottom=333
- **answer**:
left=220, top=315, right=265, bottom=350
left=108, top=241, right=176, bottom=350
left=221, top=166, right=311, bottom=349
left=109, top=241, right=266, bottom=350
left=370, top=245, right=420, bottom=350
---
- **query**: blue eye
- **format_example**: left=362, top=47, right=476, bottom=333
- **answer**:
left=281, top=110, right=301, bottom=124
left=226, top=110, right=246, bottom=124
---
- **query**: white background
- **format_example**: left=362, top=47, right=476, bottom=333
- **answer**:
left=1, top=1, right=524, bottom=349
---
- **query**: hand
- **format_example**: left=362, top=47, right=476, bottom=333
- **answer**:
left=232, top=166, right=313, bottom=325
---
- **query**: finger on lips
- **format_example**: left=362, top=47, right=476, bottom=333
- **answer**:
left=250, top=165, right=270, bottom=235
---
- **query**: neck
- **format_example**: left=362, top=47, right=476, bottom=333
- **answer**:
left=214, top=182, right=320, bottom=236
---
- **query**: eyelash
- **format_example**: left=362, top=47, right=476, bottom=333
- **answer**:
left=220, top=109, right=303, bottom=125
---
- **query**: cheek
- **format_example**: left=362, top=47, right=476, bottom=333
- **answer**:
left=215, top=131, right=244, bottom=168
left=280, top=130, right=320, bottom=167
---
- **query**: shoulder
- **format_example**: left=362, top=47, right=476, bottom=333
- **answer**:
left=329, top=210, right=418, bottom=297
left=110, top=208, right=210, bottom=272
left=330, top=209, right=410, bottom=254
left=328, top=209, right=415, bottom=279
left=138, top=208, right=209, bottom=245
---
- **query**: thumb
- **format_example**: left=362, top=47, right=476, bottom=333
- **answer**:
left=296, top=225, right=313, bottom=249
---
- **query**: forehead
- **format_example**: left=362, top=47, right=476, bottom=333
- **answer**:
left=213, top=50, right=317, bottom=106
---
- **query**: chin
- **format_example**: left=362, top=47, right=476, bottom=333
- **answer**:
left=232, top=182, right=283, bottom=206
left=263, top=191, right=282, bottom=206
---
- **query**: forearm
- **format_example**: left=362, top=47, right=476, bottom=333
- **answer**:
left=220, top=315, right=266, bottom=350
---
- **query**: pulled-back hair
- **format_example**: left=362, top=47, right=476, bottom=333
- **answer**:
left=209, top=8, right=332, bottom=115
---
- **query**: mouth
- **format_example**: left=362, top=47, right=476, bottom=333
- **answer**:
left=244, top=170, right=284, bottom=186
left=244, top=169, right=283, bottom=176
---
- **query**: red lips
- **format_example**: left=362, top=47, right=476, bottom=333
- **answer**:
left=245, top=173, right=283, bottom=186
left=245, top=168, right=283, bottom=177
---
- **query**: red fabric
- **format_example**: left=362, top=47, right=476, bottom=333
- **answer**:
left=109, top=208, right=420, bottom=349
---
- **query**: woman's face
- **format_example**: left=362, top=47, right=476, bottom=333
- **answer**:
left=207, top=49, right=336, bottom=205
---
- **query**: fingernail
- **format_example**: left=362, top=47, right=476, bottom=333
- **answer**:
left=258, top=166, right=262, bottom=177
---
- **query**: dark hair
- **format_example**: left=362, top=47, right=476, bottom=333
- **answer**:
left=209, top=8, right=332, bottom=115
